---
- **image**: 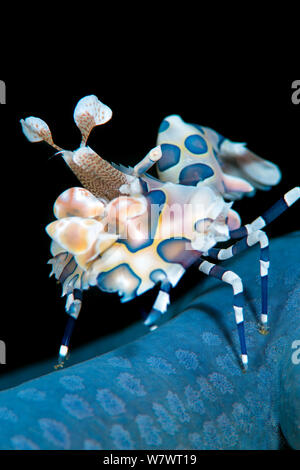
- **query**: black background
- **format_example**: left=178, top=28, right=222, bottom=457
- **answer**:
left=0, top=73, right=299, bottom=378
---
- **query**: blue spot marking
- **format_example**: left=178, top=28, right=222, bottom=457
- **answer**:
left=150, top=269, right=167, bottom=284
left=185, top=134, right=208, bottom=154
left=179, top=163, right=214, bottom=186
left=97, top=264, right=141, bottom=302
left=118, top=190, right=165, bottom=252
left=157, top=238, right=197, bottom=267
left=146, top=189, right=166, bottom=207
left=157, top=144, right=181, bottom=171
left=158, top=120, right=170, bottom=133
left=139, top=177, right=148, bottom=194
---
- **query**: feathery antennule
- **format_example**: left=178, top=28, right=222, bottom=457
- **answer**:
left=20, top=95, right=134, bottom=201
left=73, top=95, right=113, bottom=146
left=20, top=116, right=62, bottom=151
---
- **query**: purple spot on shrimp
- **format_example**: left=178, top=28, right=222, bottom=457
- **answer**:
left=185, top=134, right=208, bottom=154
left=158, top=144, right=181, bottom=171
left=158, top=120, right=170, bottom=133
left=179, top=163, right=214, bottom=186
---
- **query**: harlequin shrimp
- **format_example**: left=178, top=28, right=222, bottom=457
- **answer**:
left=21, top=95, right=300, bottom=371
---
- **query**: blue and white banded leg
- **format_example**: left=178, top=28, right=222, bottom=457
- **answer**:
left=207, top=230, right=270, bottom=334
left=144, top=279, right=171, bottom=331
left=229, top=187, right=300, bottom=240
left=55, top=288, right=82, bottom=369
left=198, top=260, right=248, bottom=371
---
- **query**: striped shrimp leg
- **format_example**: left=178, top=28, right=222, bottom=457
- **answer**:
left=207, top=230, right=270, bottom=334
left=229, top=187, right=300, bottom=240
left=54, top=288, right=83, bottom=369
left=144, top=279, right=172, bottom=331
left=198, top=260, right=248, bottom=371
